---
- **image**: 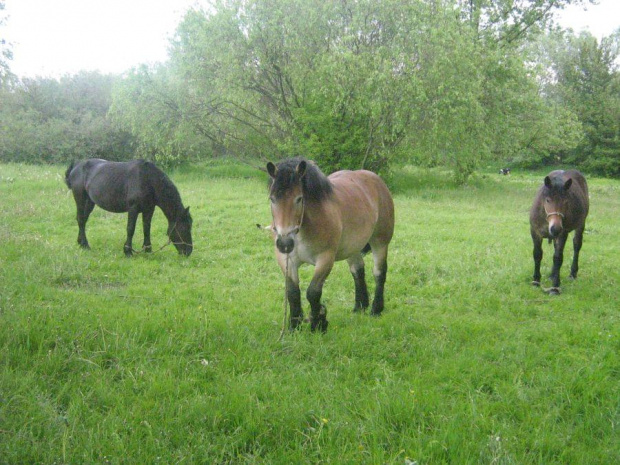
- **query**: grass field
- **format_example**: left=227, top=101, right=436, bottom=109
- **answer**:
left=1, top=161, right=619, bottom=464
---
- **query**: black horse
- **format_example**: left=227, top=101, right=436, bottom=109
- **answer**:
left=529, top=170, right=589, bottom=294
left=65, top=159, right=193, bottom=256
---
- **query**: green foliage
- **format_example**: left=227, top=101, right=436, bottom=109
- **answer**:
left=109, top=0, right=589, bottom=180
left=0, top=72, right=135, bottom=164
left=1, top=161, right=619, bottom=462
left=530, top=29, right=620, bottom=176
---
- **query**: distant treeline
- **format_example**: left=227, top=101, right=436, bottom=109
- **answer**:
left=1, top=0, right=619, bottom=180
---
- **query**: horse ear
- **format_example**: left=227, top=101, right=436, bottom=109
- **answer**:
left=564, top=178, right=572, bottom=190
left=185, top=206, right=190, bottom=214
left=267, top=162, right=277, bottom=178
left=296, top=160, right=307, bottom=178
left=544, top=176, right=552, bottom=188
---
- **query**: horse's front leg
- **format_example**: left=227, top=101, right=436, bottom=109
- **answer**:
left=307, top=254, right=335, bottom=333
left=549, top=231, right=569, bottom=293
left=142, top=206, right=155, bottom=253
left=570, top=226, right=585, bottom=279
left=124, top=208, right=139, bottom=257
left=276, top=253, right=303, bottom=330
left=531, top=233, right=543, bottom=286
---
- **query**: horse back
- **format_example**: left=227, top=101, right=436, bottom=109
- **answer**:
left=70, top=159, right=153, bottom=213
left=329, top=170, right=395, bottom=247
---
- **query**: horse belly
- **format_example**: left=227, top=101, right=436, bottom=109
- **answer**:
left=86, top=181, right=130, bottom=213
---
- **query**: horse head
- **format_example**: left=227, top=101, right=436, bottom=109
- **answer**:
left=267, top=159, right=307, bottom=254
left=169, top=206, right=193, bottom=256
left=543, top=174, right=573, bottom=238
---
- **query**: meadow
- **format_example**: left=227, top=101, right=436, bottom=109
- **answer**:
left=0, top=161, right=618, bottom=464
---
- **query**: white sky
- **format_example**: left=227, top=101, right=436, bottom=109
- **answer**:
left=3, top=0, right=203, bottom=77
left=2, top=0, right=620, bottom=78
left=556, top=0, right=620, bottom=39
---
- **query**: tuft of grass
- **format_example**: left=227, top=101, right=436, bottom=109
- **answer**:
left=1, top=161, right=619, bottom=464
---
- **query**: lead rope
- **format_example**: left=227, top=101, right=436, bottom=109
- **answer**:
left=131, top=222, right=192, bottom=255
left=277, top=253, right=290, bottom=342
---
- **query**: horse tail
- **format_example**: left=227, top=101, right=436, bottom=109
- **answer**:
left=361, top=243, right=371, bottom=255
left=64, top=161, right=75, bottom=189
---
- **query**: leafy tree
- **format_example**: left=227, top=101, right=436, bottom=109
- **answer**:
left=532, top=29, right=620, bottom=176
left=0, top=0, right=15, bottom=87
left=0, top=72, right=135, bottom=164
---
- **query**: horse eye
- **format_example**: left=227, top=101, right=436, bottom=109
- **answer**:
left=295, top=196, right=303, bottom=205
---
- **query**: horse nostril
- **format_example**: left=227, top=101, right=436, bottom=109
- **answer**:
left=276, top=235, right=295, bottom=254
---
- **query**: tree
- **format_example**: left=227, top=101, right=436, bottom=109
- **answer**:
left=533, top=29, right=620, bottom=176
left=0, top=0, right=15, bottom=87
left=0, top=72, right=135, bottom=164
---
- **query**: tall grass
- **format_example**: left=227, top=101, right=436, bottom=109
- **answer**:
left=1, top=162, right=618, bottom=464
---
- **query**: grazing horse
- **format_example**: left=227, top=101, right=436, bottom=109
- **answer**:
left=65, top=159, right=193, bottom=256
left=267, top=157, right=395, bottom=332
left=529, top=170, right=589, bottom=294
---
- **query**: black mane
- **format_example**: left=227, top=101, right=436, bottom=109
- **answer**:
left=269, top=157, right=333, bottom=204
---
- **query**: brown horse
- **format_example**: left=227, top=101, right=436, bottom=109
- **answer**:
left=530, top=170, right=589, bottom=294
left=267, top=157, right=395, bottom=332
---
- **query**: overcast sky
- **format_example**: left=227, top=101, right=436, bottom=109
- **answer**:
left=2, top=0, right=620, bottom=78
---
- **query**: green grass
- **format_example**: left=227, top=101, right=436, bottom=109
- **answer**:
left=1, top=162, right=619, bottom=464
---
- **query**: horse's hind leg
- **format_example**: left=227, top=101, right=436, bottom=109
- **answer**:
left=370, top=244, right=388, bottom=316
left=124, top=208, right=140, bottom=257
left=347, top=254, right=369, bottom=312
left=75, top=192, right=95, bottom=249
left=570, top=226, right=585, bottom=279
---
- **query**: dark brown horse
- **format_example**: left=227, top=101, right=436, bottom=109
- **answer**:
left=530, top=170, right=589, bottom=294
left=65, top=159, right=193, bottom=256
left=267, top=157, right=395, bottom=332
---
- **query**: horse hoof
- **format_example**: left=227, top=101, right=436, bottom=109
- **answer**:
left=289, top=316, right=304, bottom=331
left=310, top=316, right=328, bottom=333
left=545, top=287, right=561, bottom=295
left=531, top=281, right=541, bottom=287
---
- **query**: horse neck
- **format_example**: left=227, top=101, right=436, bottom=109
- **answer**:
left=153, top=175, right=184, bottom=224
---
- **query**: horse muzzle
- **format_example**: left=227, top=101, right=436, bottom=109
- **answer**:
left=549, top=223, right=563, bottom=238
left=177, top=244, right=193, bottom=256
left=276, top=234, right=295, bottom=254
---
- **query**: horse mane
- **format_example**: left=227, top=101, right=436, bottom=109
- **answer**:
left=143, top=161, right=184, bottom=216
left=269, top=157, right=333, bottom=204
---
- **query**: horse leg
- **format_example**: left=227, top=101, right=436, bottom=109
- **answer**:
left=549, top=231, right=569, bottom=294
left=307, top=255, right=334, bottom=332
left=142, top=206, right=155, bottom=253
left=276, top=254, right=303, bottom=330
left=75, top=192, right=95, bottom=249
left=124, top=208, right=139, bottom=257
left=531, top=233, right=543, bottom=286
left=347, top=254, right=369, bottom=312
left=569, top=226, right=585, bottom=279
left=370, top=245, right=388, bottom=316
